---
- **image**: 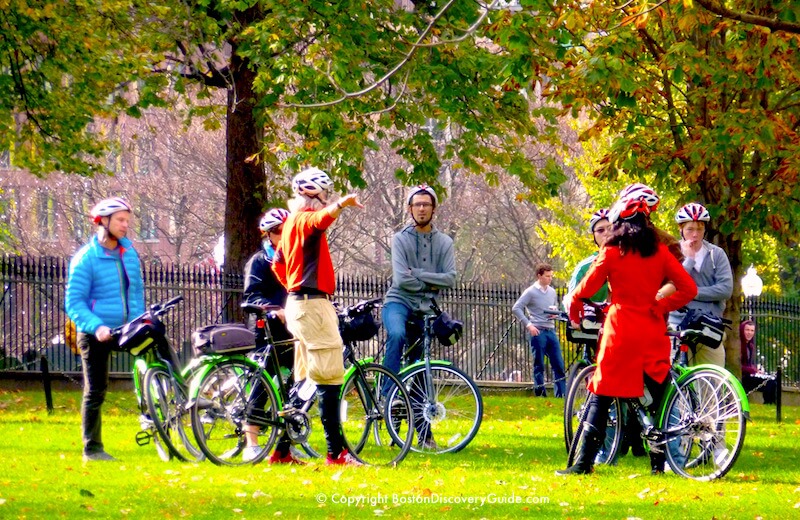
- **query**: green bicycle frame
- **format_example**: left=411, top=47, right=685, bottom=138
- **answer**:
left=656, top=363, right=751, bottom=427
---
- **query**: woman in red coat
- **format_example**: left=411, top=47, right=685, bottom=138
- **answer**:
left=557, top=190, right=697, bottom=476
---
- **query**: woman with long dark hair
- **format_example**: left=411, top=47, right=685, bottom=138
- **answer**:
left=557, top=189, right=698, bottom=475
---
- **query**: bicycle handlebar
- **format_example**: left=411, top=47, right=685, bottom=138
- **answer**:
left=341, top=297, right=382, bottom=317
left=110, top=295, right=184, bottom=337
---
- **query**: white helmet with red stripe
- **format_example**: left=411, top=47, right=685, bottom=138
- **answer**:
left=675, top=203, right=710, bottom=224
left=589, top=208, right=610, bottom=232
left=90, top=197, right=132, bottom=224
left=619, top=183, right=660, bottom=211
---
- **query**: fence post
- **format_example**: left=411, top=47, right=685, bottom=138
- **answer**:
left=776, top=365, right=782, bottom=423
left=41, top=355, right=54, bottom=414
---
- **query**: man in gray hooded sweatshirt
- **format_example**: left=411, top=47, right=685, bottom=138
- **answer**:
left=382, top=184, right=456, bottom=449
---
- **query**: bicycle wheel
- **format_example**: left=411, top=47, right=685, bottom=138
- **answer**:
left=339, top=363, right=413, bottom=466
left=563, top=365, right=621, bottom=465
left=662, top=369, right=746, bottom=481
left=143, top=366, right=203, bottom=462
left=565, top=359, right=590, bottom=397
left=397, top=364, right=482, bottom=454
left=190, top=360, right=280, bottom=466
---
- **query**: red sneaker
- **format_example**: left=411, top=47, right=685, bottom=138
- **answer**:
left=325, top=449, right=363, bottom=466
left=269, top=450, right=304, bottom=465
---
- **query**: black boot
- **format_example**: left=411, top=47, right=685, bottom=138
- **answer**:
left=556, top=422, right=604, bottom=476
left=650, top=450, right=666, bottom=474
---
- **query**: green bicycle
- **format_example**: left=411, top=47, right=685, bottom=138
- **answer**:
left=112, top=295, right=207, bottom=462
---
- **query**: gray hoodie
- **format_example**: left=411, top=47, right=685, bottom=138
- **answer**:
left=384, top=224, right=456, bottom=312
left=669, top=240, right=733, bottom=326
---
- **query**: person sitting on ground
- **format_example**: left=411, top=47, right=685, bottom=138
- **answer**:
left=740, top=320, right=777, bottom=405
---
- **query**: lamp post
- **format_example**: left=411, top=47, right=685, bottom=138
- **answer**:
left=741, top=265, right=763, bottom=320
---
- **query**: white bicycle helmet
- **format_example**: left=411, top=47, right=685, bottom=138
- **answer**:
left=406, top=184, right=438, bottom=207
left=259, top=208, right=289, bottom=233
left=619, top=183, right=660, bottom=211
left=675, top=203, right=710, bottom=224
left=292, top=167, right=333, bottom=197
left=90, top=197, right=132, bottom=224
left=589, top=208, right=610, bottom=232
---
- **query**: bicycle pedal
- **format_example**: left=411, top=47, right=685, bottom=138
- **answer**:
left=135, top=430, right=152, bottom=446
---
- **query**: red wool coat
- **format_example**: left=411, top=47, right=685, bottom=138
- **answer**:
left=570, top=243, right=698, bottom=398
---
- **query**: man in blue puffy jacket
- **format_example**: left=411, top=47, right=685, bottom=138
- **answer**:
left=66, top=197, right=145, bottom=462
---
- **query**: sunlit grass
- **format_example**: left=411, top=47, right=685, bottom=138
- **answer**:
left=0, top=388, right=798, bottom=518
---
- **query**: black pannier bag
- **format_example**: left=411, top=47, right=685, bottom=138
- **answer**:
left=114, top=312, right=166, bottom=356
left=678, top=309, right=728, bottom=349
left=192, top=324, right=256, bottom=356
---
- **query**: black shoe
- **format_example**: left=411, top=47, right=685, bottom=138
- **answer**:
left=650, top=451, right=665, bottom=474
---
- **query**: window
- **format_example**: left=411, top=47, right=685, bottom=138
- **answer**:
left=138, top=198, right=158, bottom=241
left=69, top=190, right=89, bottom=241
left=36, top=190, right=57, bottom=240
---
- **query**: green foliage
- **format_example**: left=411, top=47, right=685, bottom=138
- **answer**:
left=489, top=1, right=800, bottom=265
left=0, top=1, right=176, bottom=177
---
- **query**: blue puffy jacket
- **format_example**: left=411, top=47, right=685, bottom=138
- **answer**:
left=65, top=236, right=145, bottom=335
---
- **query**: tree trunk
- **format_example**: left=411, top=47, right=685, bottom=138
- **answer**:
left=224, top=53, right=265, bottom=275
left=722, top=233, right=742, bottom=378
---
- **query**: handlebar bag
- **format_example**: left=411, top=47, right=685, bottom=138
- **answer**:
left=115, top=312, right=166, bottom=356
left=678, top=309, right=727, bottom=349
left=192, top=324, right=256, bottom=356
left=339, top=309, right=380, bottom=343
left=432, top=311, right=463, bottom=346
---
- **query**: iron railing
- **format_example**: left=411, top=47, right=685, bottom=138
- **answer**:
left=1, top=255, right=798, bottom=387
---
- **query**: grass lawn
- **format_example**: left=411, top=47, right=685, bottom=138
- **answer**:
left=1, top=387, right=798, bottom=519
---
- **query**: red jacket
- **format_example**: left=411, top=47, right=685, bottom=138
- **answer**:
left=272, top=208, right=337, bottom=295
left=571, top=243, right=697, bottom=397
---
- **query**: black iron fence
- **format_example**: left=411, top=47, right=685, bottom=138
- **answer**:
left=1, top=255, right=798, bottom=388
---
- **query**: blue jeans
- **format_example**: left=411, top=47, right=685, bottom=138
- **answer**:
left=381, top=302, right=424, bottom=379
left=530, top=329, right=566, bottom=397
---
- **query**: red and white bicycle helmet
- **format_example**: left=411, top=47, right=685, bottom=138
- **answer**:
left=292, top=167, right=333, bottom=197
left=675, top=203, right=710, bottom=224
left=608, top=193, right=659, bottom=224
left=90, top=197, right=132, bottom=224
left=259, top=208, right=289, bottom=233
left=619, top=183, right=660, bottom=211
left=406, top=184, right=438, bottom=207
left=589, top=208, right=610, bottom=232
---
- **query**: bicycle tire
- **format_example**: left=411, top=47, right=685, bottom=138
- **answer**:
left=563, top=362, right=591, bottom=452
left=190, top=360, right=280, bottom=466
left=662, top=369, right=746, bottom=481
left=565, top=359, right=590, bottom=398
left=340, top=363, right=413, bottom=466
left=563, top=364, right=621, bottom=465
left=144, top=366, right=203, bottom=462
left=395, top=364, right=483, bottom=454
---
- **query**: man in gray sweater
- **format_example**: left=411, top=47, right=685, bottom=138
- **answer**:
left=513, top=263, right=566, bottom=397
left=382, top=185, right=456, bottom=448
left=669, top=203, right=733, bottom=367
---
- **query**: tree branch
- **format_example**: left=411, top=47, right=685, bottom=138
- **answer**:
left=694, top=0, right=800, bottom=34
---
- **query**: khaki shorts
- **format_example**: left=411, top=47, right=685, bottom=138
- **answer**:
left=285, top=297, right=344, bottom=385
left=689, top=331, right=727, bottom=368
